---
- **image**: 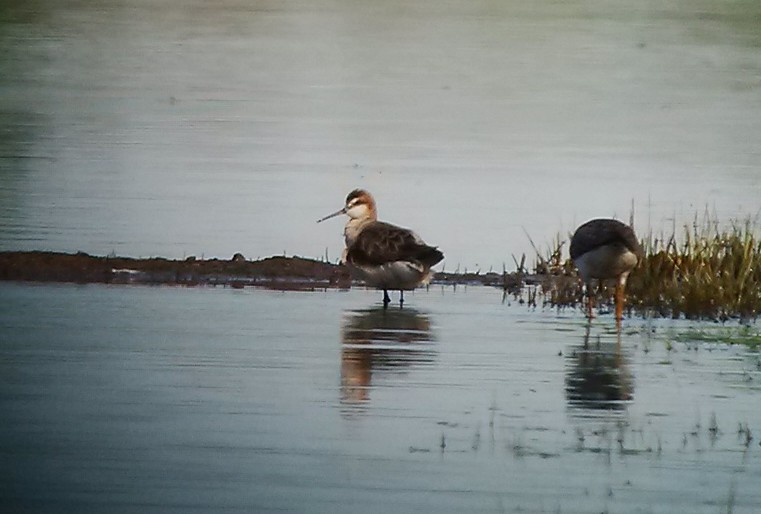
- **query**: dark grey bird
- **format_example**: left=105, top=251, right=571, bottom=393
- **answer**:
left=570, top=218, right=643, bottom=322
left=318, top=189, right=444, bottom=307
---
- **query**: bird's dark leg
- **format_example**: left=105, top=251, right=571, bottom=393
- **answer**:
left=399, top=290, right=404, bottom=308
left=383, top=289, right=391, bottom=308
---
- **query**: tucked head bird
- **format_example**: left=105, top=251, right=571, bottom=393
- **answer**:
left=317, top=189, right=444, bottom=307
left=570, top=218, right=643, bottom=322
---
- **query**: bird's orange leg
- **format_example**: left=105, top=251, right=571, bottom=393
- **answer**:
left=615, top=280, right=625, bottom=326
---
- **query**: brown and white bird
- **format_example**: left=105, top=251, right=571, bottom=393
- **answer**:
left=317, top=189, right=444, bottom=307
left=570, top=218, right=643, bottom=322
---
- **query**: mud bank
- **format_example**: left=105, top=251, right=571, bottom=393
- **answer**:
left=0, top=251, right=351, bottom=290
left=0, top=251, right=522, bottom=290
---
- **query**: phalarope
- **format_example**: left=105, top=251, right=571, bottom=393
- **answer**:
left=570, top=218, right=643, bottom=323
left=318, top=189, right=444, bottom=307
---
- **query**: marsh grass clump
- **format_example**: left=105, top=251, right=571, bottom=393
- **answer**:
left=628, top=216, right=761, bottom=321
left=515, top=214, right=761, bottom=321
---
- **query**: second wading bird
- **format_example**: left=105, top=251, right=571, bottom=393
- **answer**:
left=318, top=189, right=444, bottom=307
left=570, top=218, right=643, bottom=322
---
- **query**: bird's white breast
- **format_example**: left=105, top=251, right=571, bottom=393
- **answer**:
left=574, top=245, right=639, bottom=283
left=349, top=260, right=431, bottom=290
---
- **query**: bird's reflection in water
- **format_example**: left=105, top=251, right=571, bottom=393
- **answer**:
left=340, top=307, right=436, bottom=409
left=565, top=324, right=634, bottom=411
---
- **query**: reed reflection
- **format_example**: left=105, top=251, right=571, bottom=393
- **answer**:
left=565, top=324, right=634, bottom=411
left=340, top=307, right=436, bottom=407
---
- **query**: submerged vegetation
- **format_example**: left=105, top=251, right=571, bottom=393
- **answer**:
left=514, top=214, right=761, bottom=322
left=671, top=325, right=761, bottom=350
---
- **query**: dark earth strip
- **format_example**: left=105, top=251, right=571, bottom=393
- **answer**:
left=0, top=251, right=529, bottom=291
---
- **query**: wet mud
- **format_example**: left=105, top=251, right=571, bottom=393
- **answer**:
left=0, top=251, right=351, bottom=290
left=0, top=251, right=523, bottom=290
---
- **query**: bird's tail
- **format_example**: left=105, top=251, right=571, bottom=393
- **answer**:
left=417, top=246, right=444, bottom=267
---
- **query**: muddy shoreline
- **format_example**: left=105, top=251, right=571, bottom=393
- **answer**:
left=0, top=251, right=521, bottom=291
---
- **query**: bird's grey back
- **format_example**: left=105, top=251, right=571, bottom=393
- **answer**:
left=570, top=219, right=642, bottom=260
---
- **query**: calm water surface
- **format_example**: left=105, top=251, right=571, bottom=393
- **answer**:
left=2, top=2, right=761, bottom=511
left=1, top=283, right=760, bottom=513
left=1, top=0, right=761, bottom=268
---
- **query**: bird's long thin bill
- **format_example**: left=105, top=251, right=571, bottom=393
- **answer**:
left=316, top=208, right=345, bottom=223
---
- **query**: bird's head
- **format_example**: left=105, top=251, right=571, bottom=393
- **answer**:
left=317, top=189, right=377, bottom=223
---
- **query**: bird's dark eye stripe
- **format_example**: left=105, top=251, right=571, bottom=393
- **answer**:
left=346, top=189, right=363, bottom=204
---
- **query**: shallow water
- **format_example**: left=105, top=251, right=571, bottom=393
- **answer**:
left=2, top=1, right=761, bottom=510
left=1, top=0, right=761, bottom=269
left=1, top=283, right=759, bottom=513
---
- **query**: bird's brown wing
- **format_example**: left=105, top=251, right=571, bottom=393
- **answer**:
left=347, top=222, right=444, bottom=267
left=570, top=219, right=642, bottom=260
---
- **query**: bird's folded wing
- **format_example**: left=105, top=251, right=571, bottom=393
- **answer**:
left=347, top=222, right=443, bottom=267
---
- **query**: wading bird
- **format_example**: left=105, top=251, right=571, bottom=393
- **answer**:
left=317, top=189, right=444, bottom=307
left=570, top=218, right=643, bottom=322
